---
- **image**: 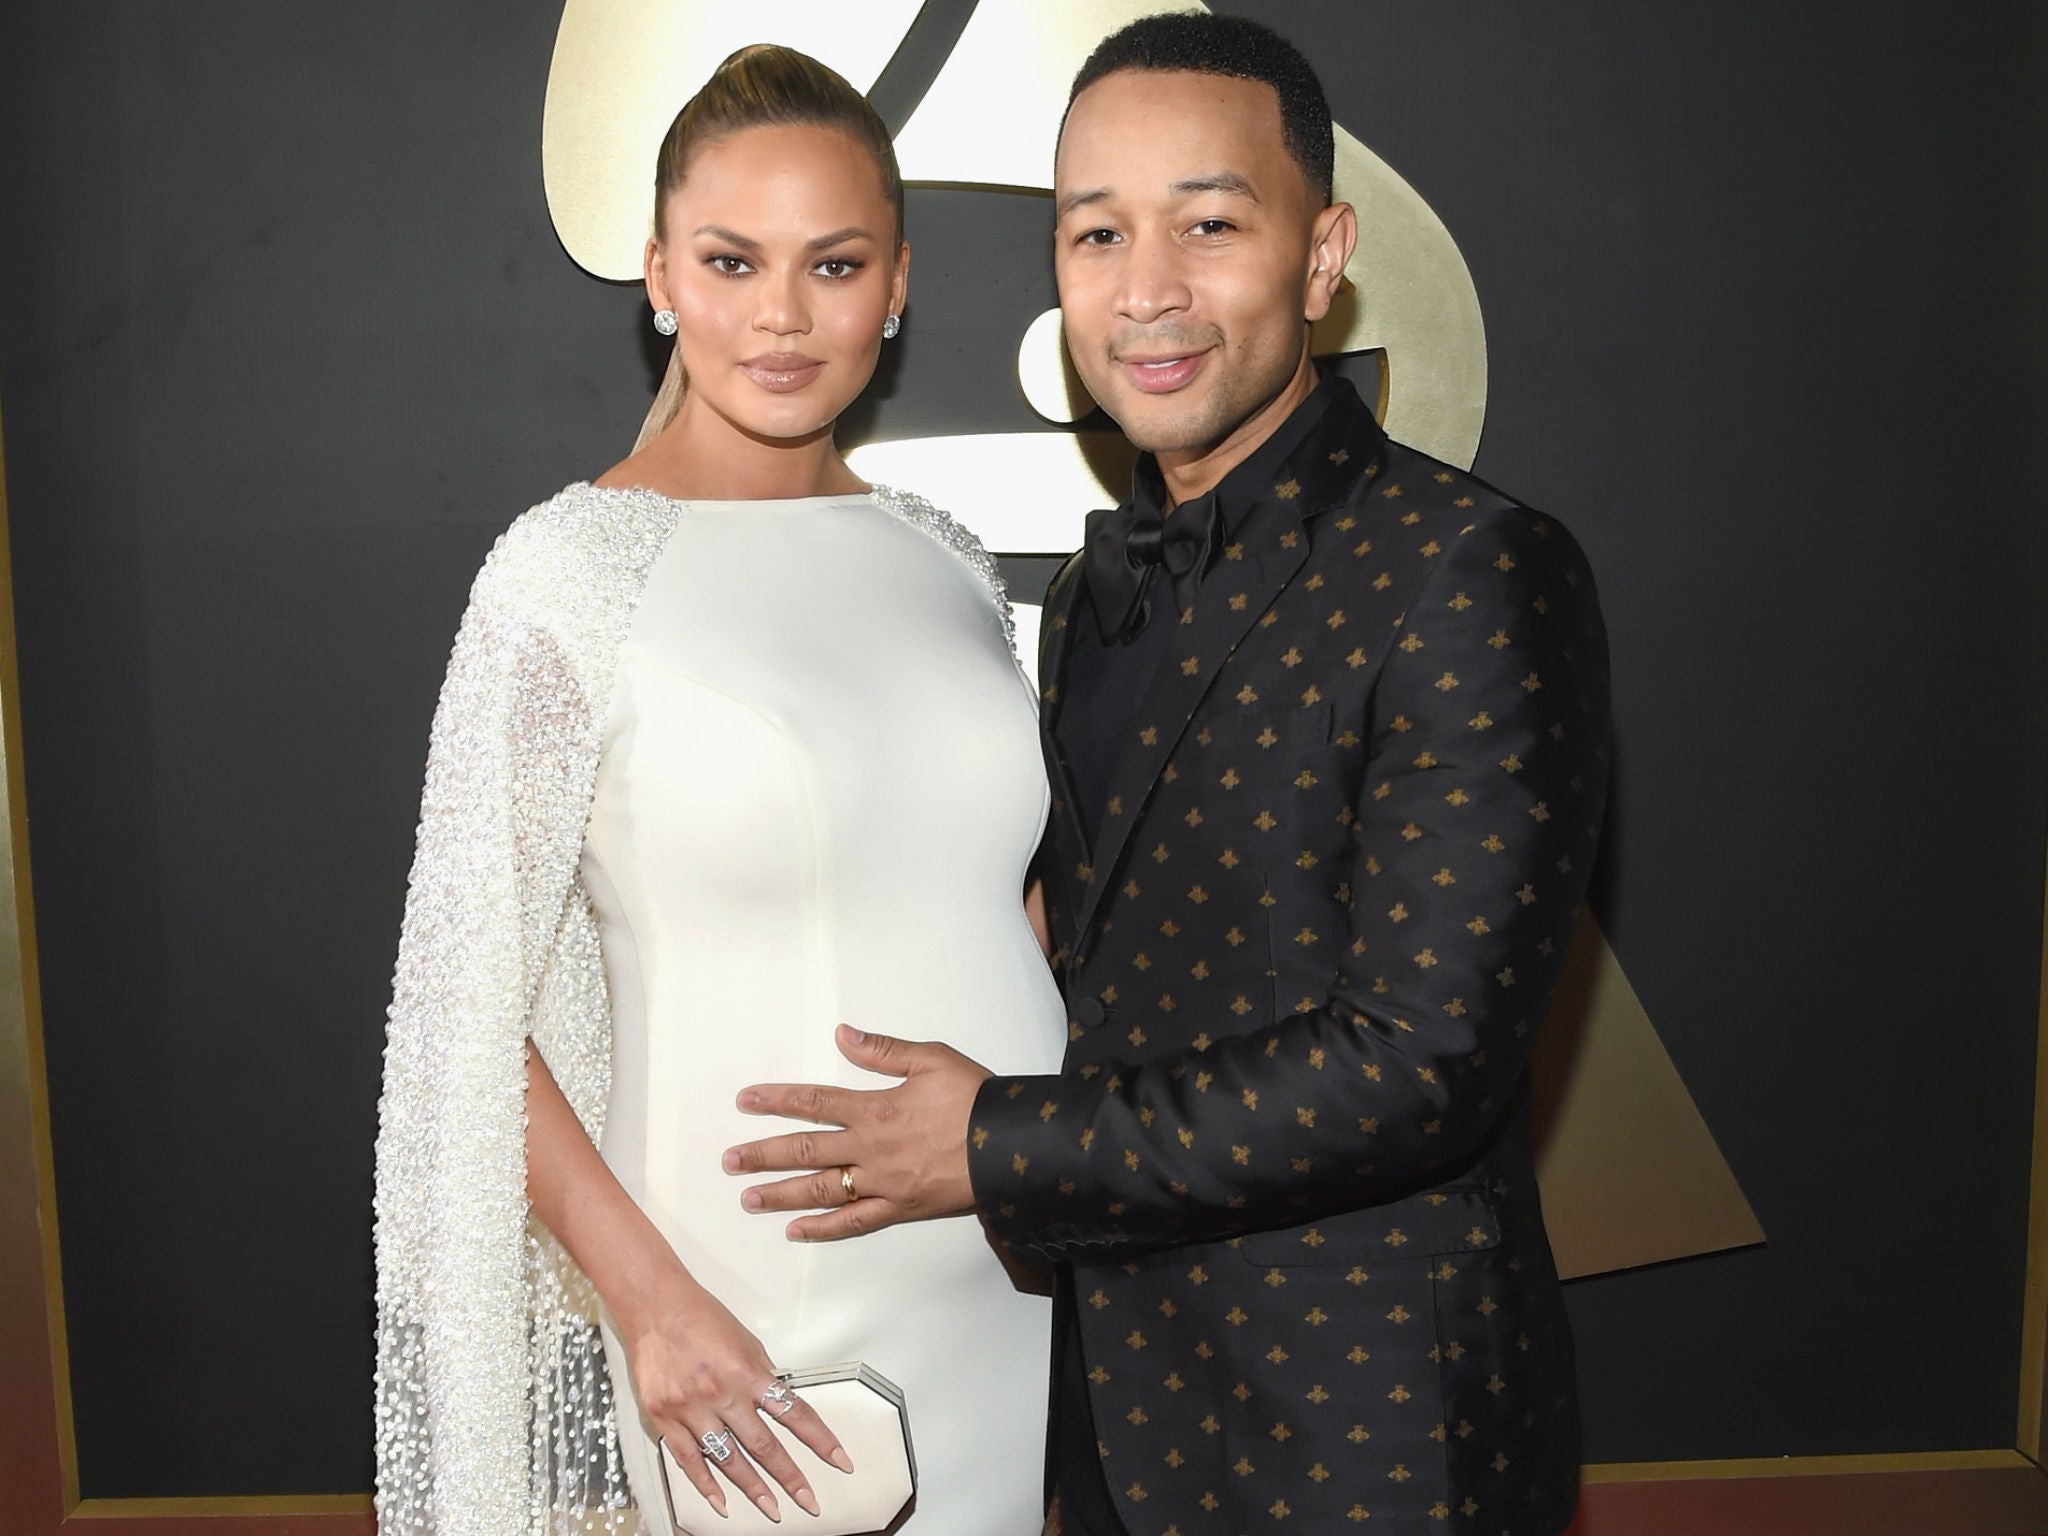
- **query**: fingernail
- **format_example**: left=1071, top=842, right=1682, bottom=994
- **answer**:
left=829, top=1447, right=855, bottom=1474
left=787, top=1225, right=809, bottom=1243
left=722, top=1149, right=742, bottom=1172
left=840, top=1024, right=865, bottom=1044
left=796, top=1488, right=821, bottom=1517
left=742, top=1189, right=762, bottom=1211
left=710, top=1491, right=728, bottom=1517
left=738, top=1090, right=761, bottom=1111
left=755, top=1493, right=781, bottom=1523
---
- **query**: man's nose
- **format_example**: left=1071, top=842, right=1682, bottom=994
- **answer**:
left=1114, top=232, right=1192, bottom=324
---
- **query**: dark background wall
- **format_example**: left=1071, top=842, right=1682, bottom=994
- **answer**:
left=1, top=0, right=2043, bottom=1499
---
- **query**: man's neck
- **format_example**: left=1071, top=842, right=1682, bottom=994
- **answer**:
left=1155, top=350, right=1319, bottom=510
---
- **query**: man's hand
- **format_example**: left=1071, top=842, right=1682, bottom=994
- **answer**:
left=723, top=1025, right=992, bottom=1242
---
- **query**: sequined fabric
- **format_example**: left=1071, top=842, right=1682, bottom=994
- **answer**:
left=373, top=482, right=1009, bottom=1536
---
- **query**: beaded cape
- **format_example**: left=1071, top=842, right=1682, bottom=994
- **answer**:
left=372, top=481, right=1011, bottom=1536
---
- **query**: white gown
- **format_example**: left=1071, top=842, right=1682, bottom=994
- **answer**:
left=579, top=493, right=1065, bottom=1535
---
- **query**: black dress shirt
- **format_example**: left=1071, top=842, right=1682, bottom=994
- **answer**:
left=1049, top=376, right=1344, bottom=1535
left=1058, top=377, right=1344, bottom=848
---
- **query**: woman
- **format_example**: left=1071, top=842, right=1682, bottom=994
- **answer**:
left=371, top=46, right=1063, bottom=1536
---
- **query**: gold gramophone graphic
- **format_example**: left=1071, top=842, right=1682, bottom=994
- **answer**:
left=541, top=0, right=1761, bottom=1279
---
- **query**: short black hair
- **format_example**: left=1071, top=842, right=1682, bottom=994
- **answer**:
left=1065, top=11, right=1335, bottom=204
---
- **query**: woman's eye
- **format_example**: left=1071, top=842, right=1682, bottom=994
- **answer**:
left=709, top=255, right=751, bottom=275
left=817, top=258, right=862, bottom=279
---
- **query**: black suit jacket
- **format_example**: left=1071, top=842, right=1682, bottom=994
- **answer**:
left=968, top=383, right=1609, bottom=1535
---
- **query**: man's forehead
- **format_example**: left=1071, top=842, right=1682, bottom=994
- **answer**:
left=1056, top=69, right=1289, bottom=197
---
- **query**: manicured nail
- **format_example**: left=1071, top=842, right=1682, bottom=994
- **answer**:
left=795, top=1487, right=821, bottom=1517
left=754, top=1493, right=780, bottom=1523
left=742, top=1189, right=762, bottom=1211
left=829, top=1447, right=855, bottom=1474
left=709, top=1490, right=728, bottom=1517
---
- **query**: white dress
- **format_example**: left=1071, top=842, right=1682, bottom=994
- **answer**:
left=578, top=492, right=1065, bottom=1534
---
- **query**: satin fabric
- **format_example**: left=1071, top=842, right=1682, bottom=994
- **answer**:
left=581, top=494, right=1064, bottom=1535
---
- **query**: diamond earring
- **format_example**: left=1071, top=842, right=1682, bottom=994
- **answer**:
left=652, top=309, right=678, bottom=336
left=882, top=313, right=901, bottom=340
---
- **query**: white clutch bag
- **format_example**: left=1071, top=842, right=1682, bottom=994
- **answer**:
left=658, top=1363, right=917, bottom=1536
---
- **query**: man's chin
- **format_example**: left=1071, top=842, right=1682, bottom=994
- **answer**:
left=1099, top=394, right=1224, bottom=457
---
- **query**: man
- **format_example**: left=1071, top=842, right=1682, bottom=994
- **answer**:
left=726, top=14, right=1609, bottom=1532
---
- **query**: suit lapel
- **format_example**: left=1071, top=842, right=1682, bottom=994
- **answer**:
left=1070, top=498, right=1313, bottom=958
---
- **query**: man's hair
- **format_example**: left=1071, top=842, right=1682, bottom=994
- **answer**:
left=1065, top=12, right=1335, bottom=204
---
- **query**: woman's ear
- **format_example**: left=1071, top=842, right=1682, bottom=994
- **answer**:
left=1303, top=203, right=1357, bottom=323
left=644, top=235, right=674, bottom=318
left=889, top=239, right=912, bottom=325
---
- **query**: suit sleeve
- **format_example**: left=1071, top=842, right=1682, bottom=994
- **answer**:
left=969, top=506, right=1611, bottom=1261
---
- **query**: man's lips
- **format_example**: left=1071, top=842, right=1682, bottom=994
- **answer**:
left=740, top=354, right=825, bottom=392
left=1116, top=350, right=1210, bottom=394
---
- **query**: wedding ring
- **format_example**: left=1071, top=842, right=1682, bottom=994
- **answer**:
left=699, top=1428, right=736, bottom=1464
left=840, top=1166, right=858, bottom=1203
left=759, top=1380, right=798, bottom=1419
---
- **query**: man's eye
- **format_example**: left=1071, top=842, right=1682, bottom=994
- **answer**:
left=1077, top=228, right=1120, bottom=247
left=1191, top=219, right=1235, bottom=236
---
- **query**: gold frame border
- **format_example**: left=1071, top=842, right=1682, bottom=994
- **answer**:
left=2021, top=845, right=2048, bottom=1465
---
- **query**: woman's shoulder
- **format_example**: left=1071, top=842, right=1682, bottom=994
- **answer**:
left=869, top=483, right=1015, bottom=642
left=475, top=482, right=680, bottom=606
left=869, top=483, right=1000, bottom=583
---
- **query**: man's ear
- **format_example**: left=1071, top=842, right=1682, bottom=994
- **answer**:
left=1303, top=202, right=1358, bottom=324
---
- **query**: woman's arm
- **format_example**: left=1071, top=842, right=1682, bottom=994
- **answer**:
left=1025, top=878, right=1053, bottom=960
left=525, top=1044, right=851, bottom=1520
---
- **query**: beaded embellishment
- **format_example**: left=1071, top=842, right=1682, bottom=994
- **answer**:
left=373, top=478, right=1021, bottom=1534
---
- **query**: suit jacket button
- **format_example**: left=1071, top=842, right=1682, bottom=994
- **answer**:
left=1072, top=996, right=1107, bottom=1029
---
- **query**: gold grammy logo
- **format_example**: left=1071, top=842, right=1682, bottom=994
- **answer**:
left=542, top=0, right=1483, bottom=563
left=539, top=0, right=1762, bottom=1282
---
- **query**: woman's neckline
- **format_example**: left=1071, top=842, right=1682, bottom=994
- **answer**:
left=573, top=480, right=879, bottom=510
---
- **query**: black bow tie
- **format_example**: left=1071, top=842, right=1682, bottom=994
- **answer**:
left=1082, top=496, right=1225, bottom=642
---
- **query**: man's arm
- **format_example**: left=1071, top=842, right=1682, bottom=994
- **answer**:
left=967, top=505, right=1610, bottom=1260
left=724, top=506, right=1608, bottom=1252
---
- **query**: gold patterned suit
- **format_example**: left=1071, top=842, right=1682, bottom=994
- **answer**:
left=968, top=380, right=1610, bottom=1534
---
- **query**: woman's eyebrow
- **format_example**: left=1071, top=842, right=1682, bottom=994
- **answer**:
left=693, top=224, right=762, bottom=251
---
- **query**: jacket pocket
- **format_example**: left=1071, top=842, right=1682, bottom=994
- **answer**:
left=1238, top=1185, right=1501, bottom=1266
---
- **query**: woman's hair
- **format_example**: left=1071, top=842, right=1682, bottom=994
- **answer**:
left=635, top=45, right=903, bottom=450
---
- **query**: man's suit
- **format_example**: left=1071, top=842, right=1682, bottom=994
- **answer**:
left=967, top=379, right=1610, bottom=1535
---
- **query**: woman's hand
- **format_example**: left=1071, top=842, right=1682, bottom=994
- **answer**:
left=614, top=1264, right=851, bottom=1523
left=522, top=1046, right=850, bottom=1522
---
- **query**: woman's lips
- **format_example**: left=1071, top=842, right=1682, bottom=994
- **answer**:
left=741, top=354, right=825, bottom=392
left=1118, top=351, right=1209, bottom=394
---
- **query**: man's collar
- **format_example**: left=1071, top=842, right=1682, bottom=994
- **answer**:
left=1125, top=373, right=1374, bottom=535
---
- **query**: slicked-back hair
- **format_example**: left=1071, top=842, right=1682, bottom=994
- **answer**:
left=654, top=43, right=904, bottom=246
left=1065, top=12, right=1335, bottom=205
